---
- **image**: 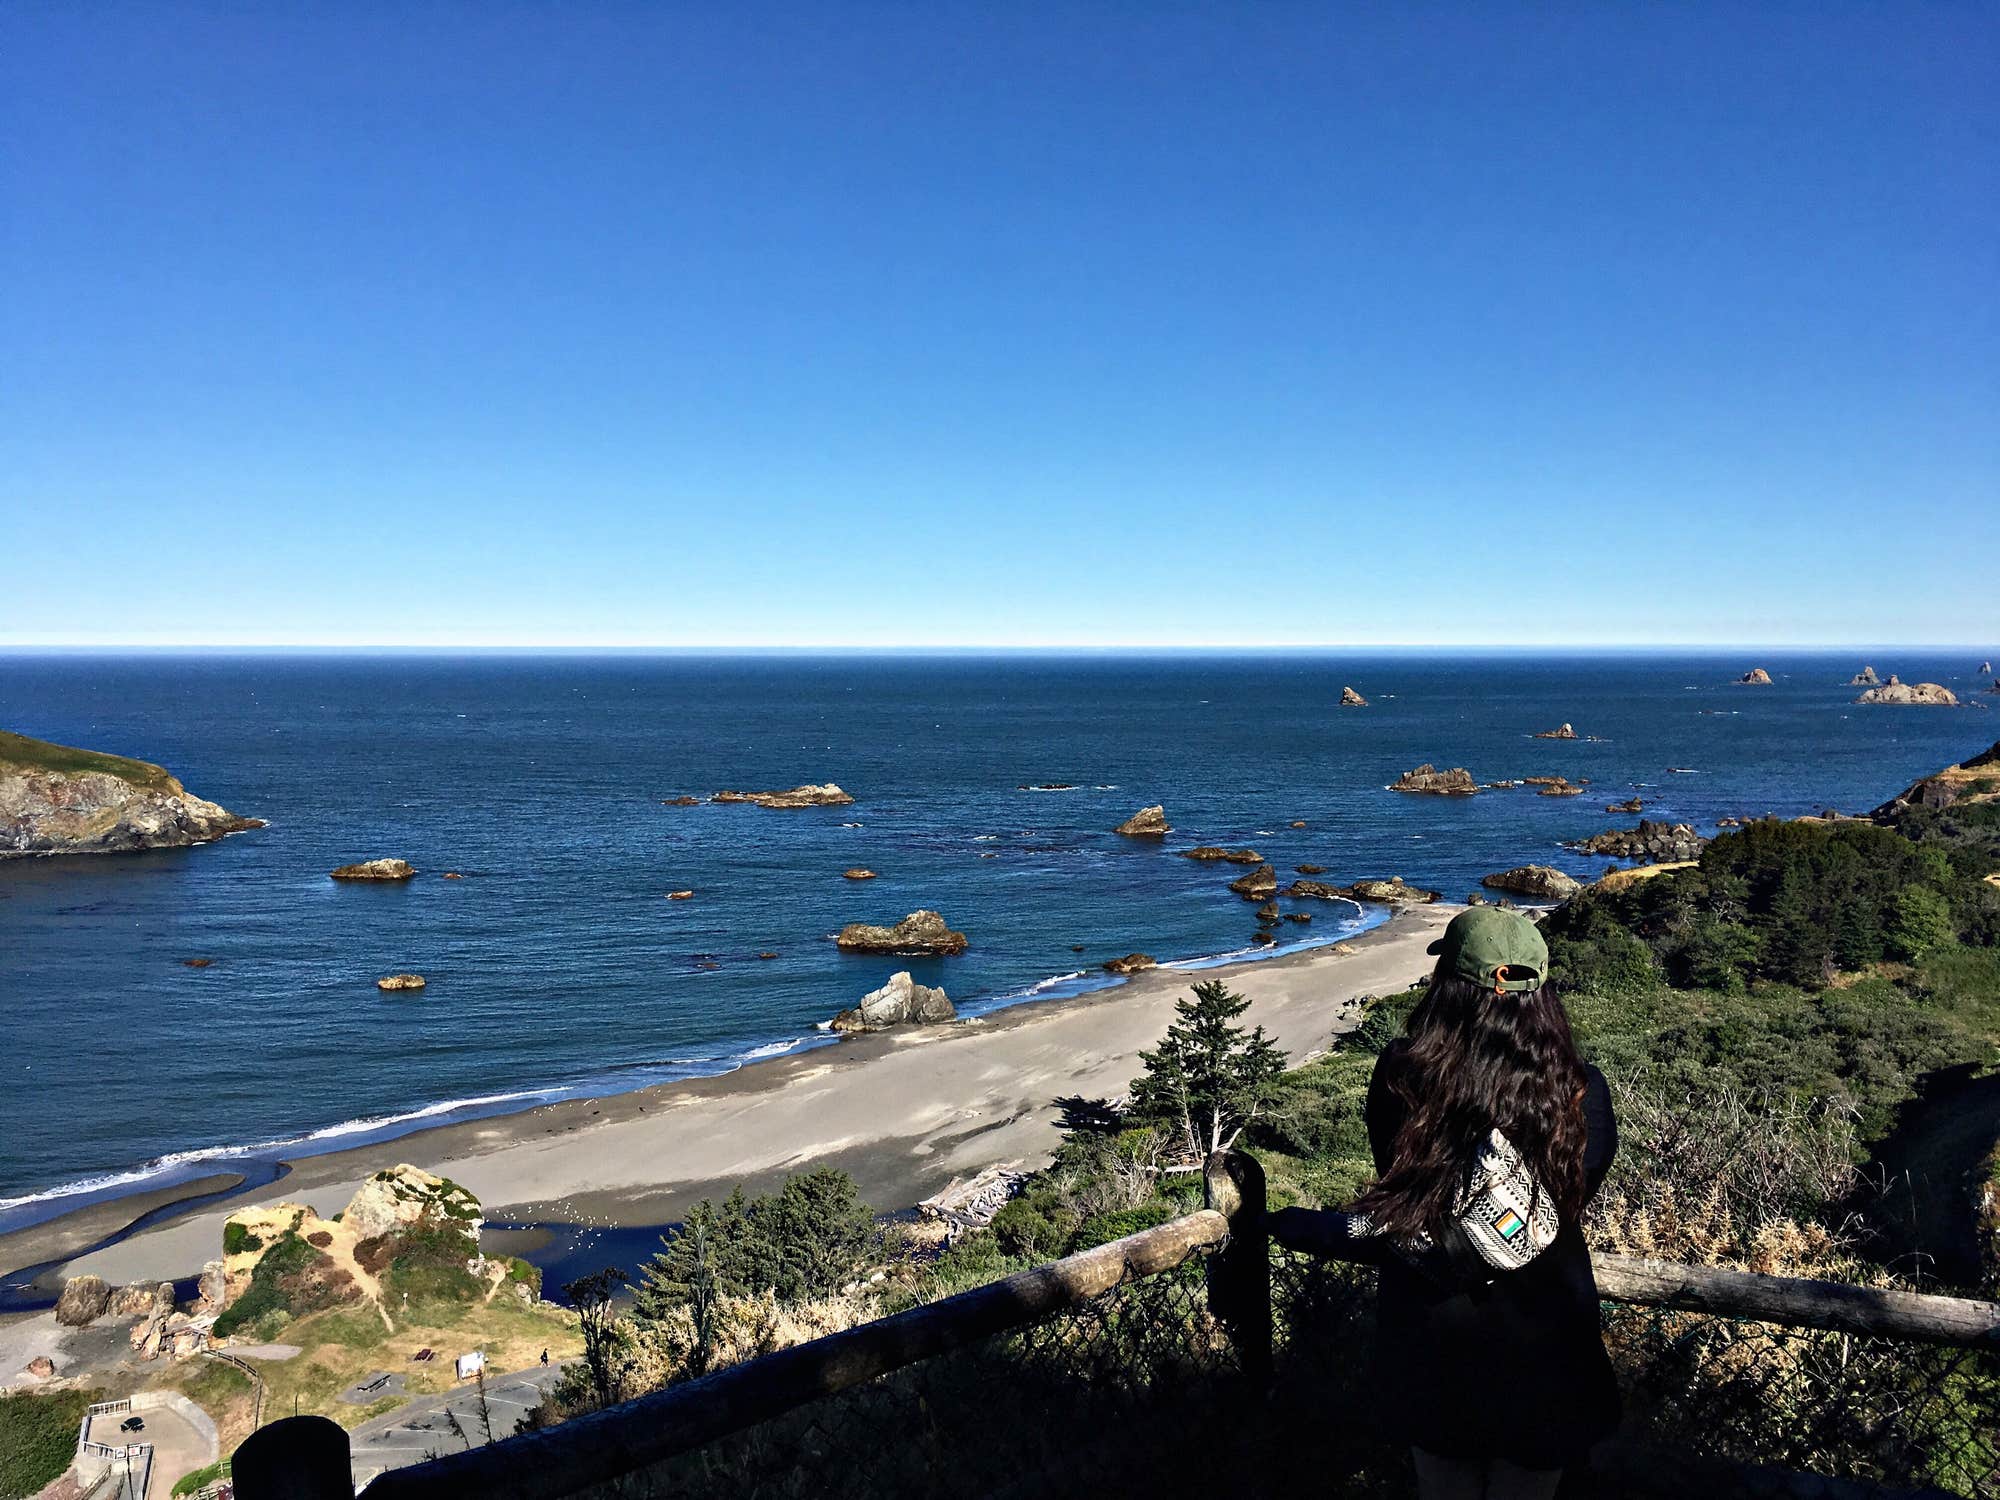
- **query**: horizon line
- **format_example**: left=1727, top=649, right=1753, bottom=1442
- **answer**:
left=3, top=642, right=1995, bottom=655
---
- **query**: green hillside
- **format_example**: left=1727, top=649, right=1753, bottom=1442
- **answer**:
left=0, top=729, right=176, bottom=791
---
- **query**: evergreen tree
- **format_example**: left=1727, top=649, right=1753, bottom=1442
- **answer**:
left=1130, top=979, right=1287, bottom=1159
left=1889, top=884, right=1955, bottom=962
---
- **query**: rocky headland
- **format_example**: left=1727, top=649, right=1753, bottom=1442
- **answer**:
left=1388, top=764, right=1478, bottom=796
left=1872, top=740, right=2000, bottom=818
left=836, top=909, right=969, bottom=955
left=1114, top=805, right=1171, bottom=837
left=1, top=729, right=263, bottom=857
left=713, top=784, right=855, bottom=808
left=1854, top=676, right=1960, bottom=706
left=830, top=971, right=956, bottom=1031
left=1565, top=819, right=1708, bottom=862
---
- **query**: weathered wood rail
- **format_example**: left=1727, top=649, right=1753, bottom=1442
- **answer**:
left=229, top=1152, right=1999, bottom=1500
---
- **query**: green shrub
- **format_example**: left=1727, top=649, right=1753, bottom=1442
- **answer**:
left=213, top=1231, right=356, bottom=1336
left=222, top=1220, right=262, bottom=1256
left=1072, top=1203, right=1174, bottom=1250
left=379, top=1223, right=483, bottom=1307
left=504, top=1256, right=543, bottom=1296
left=172, top=1461, right=230, bottom=1496
left=0, top=1388, right=100, bottom=1500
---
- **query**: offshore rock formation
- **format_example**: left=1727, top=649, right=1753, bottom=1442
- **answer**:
left=1533, top=778, right=1586, bottom=797
left=1565, top=819, right=1708, bottom=862
left=1605, top=796, right=1644, bottom=814
left=1533, top=723, right=1578, bottom=739
left=1114, top=805, right=1171, bottom=837
left=713, top=784, right=855, bottom=809
left=1182, top=846, right=1263, bottom=864
left=331, top=858, right=416, bottom=881
left=376, top=973, right=426, bottom=991
left=1292, top=876, right=1441, bottom=904
left=830, top=971, right=955, bottom=1031
left=1848, top=666, right=1882, bottom=687
left=1339, top=686, right=1368, bottom=706
left=1102, top=953, right=1156, bottom=974
left=1738, top=668, right=1773, bottom=685
left=1854, top=676, right=1959, bottom=706
left=836, top=909, right=969, bottom=955
left=1388, top=764, right=1478, bottom=795
left=1, top=729, right=263, bottom=857
left=1227, top=863, right=1279, bottom=899
left=1482, top=865, right=1583, bottom=901
left=843, top=868, right=878, bottom=880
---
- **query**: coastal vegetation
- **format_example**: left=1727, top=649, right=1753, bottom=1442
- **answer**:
left=0, top=728, right=174, bottom=789
left=0, top=1386, right=100, bottom=1500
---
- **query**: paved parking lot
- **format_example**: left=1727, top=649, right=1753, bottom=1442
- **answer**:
left=348, top=1363, right=566, bottom=1481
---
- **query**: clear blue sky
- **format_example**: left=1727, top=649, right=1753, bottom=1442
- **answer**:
left=3, top=3, right=1994, bottom=647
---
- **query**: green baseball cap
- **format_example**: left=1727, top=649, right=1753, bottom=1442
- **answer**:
left=1427, top=906, right=1549, bottom=994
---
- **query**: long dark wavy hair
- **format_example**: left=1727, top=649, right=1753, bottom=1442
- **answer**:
left=1351, top=969, right=1590, bottom=1238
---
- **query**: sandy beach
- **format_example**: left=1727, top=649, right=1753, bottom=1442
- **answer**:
left=4, top=904, right=1454, bottom=1291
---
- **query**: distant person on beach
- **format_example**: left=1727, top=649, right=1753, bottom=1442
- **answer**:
left=1273, top=907, right=1619, bottom=1500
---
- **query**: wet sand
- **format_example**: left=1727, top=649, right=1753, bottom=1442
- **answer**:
left=6, top=904, right=1454, bottom=1287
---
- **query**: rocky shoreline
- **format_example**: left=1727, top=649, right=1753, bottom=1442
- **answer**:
left=1, top=729, right=263, bottom=857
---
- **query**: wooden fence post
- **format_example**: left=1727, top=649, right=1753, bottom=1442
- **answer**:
left=232, top=1414, right=351, bottom=1500
left=1204, top=1148, right=1272, bottom=1384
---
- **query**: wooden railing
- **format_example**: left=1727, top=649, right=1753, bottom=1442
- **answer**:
left=227, top=1152, right=2000, bottom=1500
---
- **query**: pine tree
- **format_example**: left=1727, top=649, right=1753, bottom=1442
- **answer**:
left=1129, top=979, right=1287, bottom=1160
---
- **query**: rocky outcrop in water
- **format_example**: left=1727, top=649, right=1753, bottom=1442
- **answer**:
left=1565, top=819, right=1708, bottom=862
left=843, top=868, right=878, bottom=880
left=1533, top=723, right=1578, bottom=740
left=1339, top=686, right=1368, bottom=707
left=1482, top=865, right=1582, bottom=901
left=1114, top=805, right=1171, bottom=837
left=1102, top=953, right=1156, bottom=974
left=1533, top=778, right=1586, bottom=797
left=713, top=784, right=855, bottom=809
left=1, top=730, right=263, bottom=857
left=1183, top=846, right=1263, bottom=864
left=331, top=859, right=416, bottom=881
left=1291, top=876, right=1440, bottom=904
left=1227, top=863, right=1279, bottom=899
left=376, top=973, right=426, bottom=991
left=1738, top=668, right=1773, bottom=685
left=1855, top=676, right=1959, bottom=706
left=1848, top=666, right=1881, bottom=687
left=836, top=909, right=969, bottom=955
left=1389, top=764, right=1478, bottom=795
left=1605, top=796, right=1644, bottom=814
left=830, top=971, right=956, bottom=1031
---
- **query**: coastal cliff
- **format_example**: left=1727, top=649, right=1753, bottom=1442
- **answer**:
left=0, top=729, right=262, bottom=857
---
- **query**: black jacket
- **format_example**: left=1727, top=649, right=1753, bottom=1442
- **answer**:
left=1272, top=1041, right=1621, bottom=1468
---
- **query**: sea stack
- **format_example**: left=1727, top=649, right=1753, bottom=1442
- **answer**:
left=1738, top=668, right=1773, bottom=685
left=1533, top=723, right=1579, bottom=739
left=1854, top=676, right=1959, bottom=706
left=1227, top=863, right=1279, bottom=899
left=1339, top=686, right=1368, bottom=707
left=331, top=859, right=417, bottom=881
left=1114, top=805, right=1171, bottom=837
left=829, top=971, right=955, bottom=1031
left=835, top=910, right=969, bottom=955
left=1388, top=764, right=1479, bottom=795
left=1, top=730, right=263, bottom=857
left=1848, top=666, right=1881, bottom=687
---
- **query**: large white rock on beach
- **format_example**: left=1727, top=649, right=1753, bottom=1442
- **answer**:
left=830, top=971, right=956, bottom=1031
left=55, top=1274, right=112, bottom=1326
left=341, top=1164, right=483, bottom=1242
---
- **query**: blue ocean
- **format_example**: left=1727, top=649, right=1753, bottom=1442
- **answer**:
left=2, top=650, right=1993, bottom=1223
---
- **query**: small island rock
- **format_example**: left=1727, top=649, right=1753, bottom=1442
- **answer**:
left=331, top=858, right=416, bottom=881
left=1533, top=723, right=1578, bottom=740
left=1183, top=846, right=1263, bottom=864
left=1604, top=796, right=1644, bottom=814
left=1114, top=805, right=1171, bottom=837
left=1339, top=686, right=1368, bottom=707
left=1388, top=764, right=1479, bottom=796
left=1738, top=668, right=1773, bottom=685
left=1103, top=953, right=1156, bottom=975
left=713, top=784, right=855, bottom=809
left=667, top=890, right=694, bottom=900
left=1482, top=865, right=1583, bottom=901
left=830, top=970, right=955, bottom=1031
left=376, top=973, right=427, bottom=991
left=1848, top=666, right=1881, bottom=687
left=843, top=868, right=878, bottom=880
left=1291, top=876, right=1441, bottom=904
left=1855, top=676, right=1959, bottom=706
left=836, top=909, right=969, bottom=955
left=1227, top=863, right=1279, bottom=899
